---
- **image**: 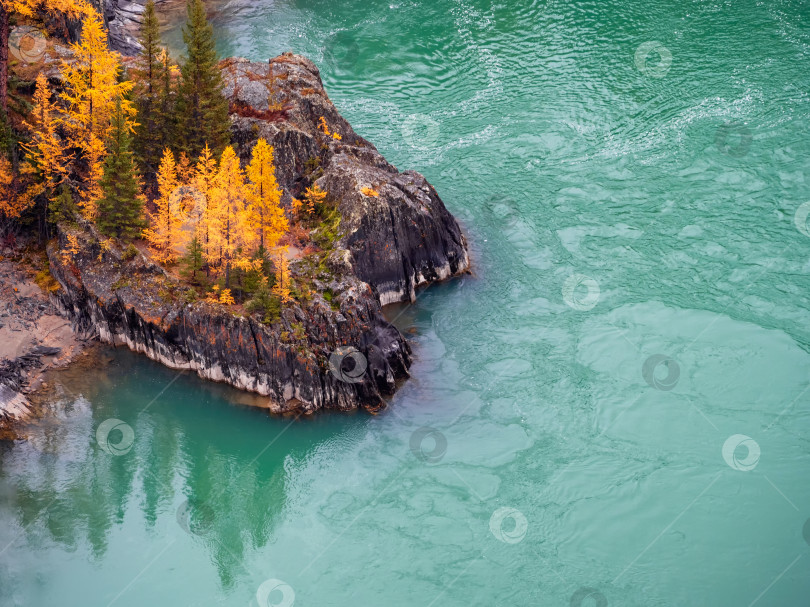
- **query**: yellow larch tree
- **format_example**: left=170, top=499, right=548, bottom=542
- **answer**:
left=219, top=288, right=234, bottom=305
left=245, top=138, right=286, bottom=251
left=213, top=145, right=248, bottom=286
left=21, top=74, right=69, bottom=208
left=177, top=152, right=194, bottom=186
left=0, top=157, right=27, bottom=219
left=192, top=144, right=219, bottom=267
left=302, top=183, right=327, bottom=216
left=144, top=148, right=185, bottom=263
left=60, top=8, right=134, bottom=218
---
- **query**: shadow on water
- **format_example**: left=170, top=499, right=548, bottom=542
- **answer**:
left=0, top=347, right=370, bottom=589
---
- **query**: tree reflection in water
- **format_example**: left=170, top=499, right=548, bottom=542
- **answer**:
left=0, top=347, right=360, bottom=590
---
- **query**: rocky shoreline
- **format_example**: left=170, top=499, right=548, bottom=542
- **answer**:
left=0, top=26, right=469, bottom=433
left=0, top=52, right=469, bottom=426
left=0, top=256, right=87, bottom=438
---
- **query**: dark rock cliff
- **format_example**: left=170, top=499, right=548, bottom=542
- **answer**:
left=49, top=220, right=411, bottom=414
left=224, top=55, right=469, bottom=304
left=46, top=53, right=469, bottom=413
left=90, top=0, right=182, bottom=55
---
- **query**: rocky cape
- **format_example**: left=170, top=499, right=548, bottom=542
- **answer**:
left=44, top=53, right=469, bottom=415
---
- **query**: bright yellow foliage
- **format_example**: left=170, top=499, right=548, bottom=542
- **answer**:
left=360, top=187, right=379, bottom=197
left=192, top=144, right=219, bottom=264
left=60, top=8, right=134, bottom=217
left=204, top=284, right=220, bottom=303
left=8, top=0, right=92, bottom=20
left=245, top=138, right=286, bottom=251
left=219, top=288, right=235, bottom=305
left=177, top=152, right=194, bottom=185
left=212, top=146, right=248, bottom=284
left=303, top=184, right=327, bottom=216
left=291, top=197, right=302, bottom=216
left=318, top=116, right=342, bottom=140
left=60, top=232, right=80, bottom=265
left=0, top=158, right=28, bottom=219
left=235, top=257, right=263, bottom=273
left=144, top=149, right=185, bottom=263
left=22, top=74, right=69, bottom=204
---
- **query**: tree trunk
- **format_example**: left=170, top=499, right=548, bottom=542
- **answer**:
left=1, top=3, right=9, bottom=115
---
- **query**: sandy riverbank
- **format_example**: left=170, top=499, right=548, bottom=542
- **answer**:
left=0, top=253, right=87, bottom=439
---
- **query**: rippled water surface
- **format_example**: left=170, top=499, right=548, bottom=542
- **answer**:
left=4, top=1, right=810, bottom=605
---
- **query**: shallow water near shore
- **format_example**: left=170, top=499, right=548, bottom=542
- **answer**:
left=3, top=0, right=810, bottom=605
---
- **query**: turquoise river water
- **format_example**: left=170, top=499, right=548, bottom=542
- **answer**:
left=3, top=0, right=810, bottom=605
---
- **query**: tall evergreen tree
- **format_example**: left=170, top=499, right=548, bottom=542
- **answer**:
left=158, top=49, right=177, bottom=148
left=49, top=183, right=76, bottom=225
left=175, top=0, right=230, bottom=159
left=180, top=235, right=204, bottom=284
left=97, top=99, right=144, bottom=239
left=133, top=0, right=169, bottom=177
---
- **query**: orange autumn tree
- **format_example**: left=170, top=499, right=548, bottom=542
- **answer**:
left=302, top=183, right=326, bottom=216
left=212, top=145, right=248, bottom=286
left=245, top=138, right=286, bottom=251
left=21, top=74, right=69, bottom=213
left=192, top=144, right=219, bottom=267
left=0, top=157, right=26, bottom=219
left=144, top=148, right=185, bottom=263
left=61, top=8, right=134, bottom=218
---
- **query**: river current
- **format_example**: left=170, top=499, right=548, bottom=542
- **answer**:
left=2, top=1, right=810, bottom=605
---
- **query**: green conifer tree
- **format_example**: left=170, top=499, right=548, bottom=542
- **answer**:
left=158, top=49, right=176, bottom=149
left=133, top=0, right=169, bottom=176
left=175, top=0, right=230, bottom=159
left=97, top=99, right=145, bottom=239
left=49, top=183, right=76, bottom=225
left=180, top=235, right=204, bottom=284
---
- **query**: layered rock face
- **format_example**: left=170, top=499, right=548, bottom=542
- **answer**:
left=47, top=54, right=469, bottom=413
left=49, top=221, right=411, bottom=414
left=92, top=0, right=182, bottom=55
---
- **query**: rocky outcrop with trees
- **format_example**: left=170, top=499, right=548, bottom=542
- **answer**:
left=0, top=0, right=469, bottom=425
